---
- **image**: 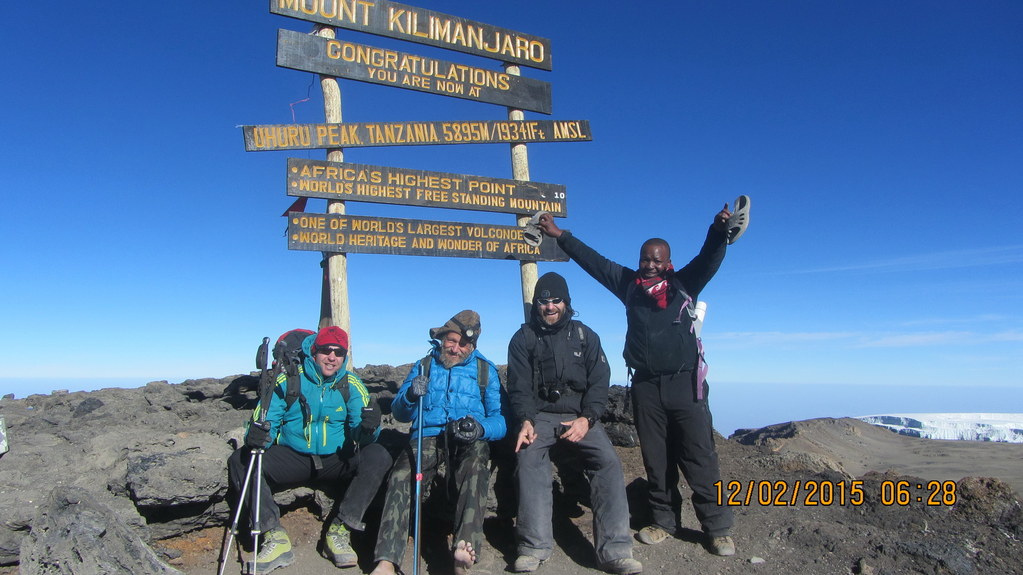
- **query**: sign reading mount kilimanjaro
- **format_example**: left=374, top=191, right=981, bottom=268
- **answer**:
left=271, top=0, right=553, bottom=71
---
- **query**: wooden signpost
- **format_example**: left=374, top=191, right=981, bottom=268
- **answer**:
left=248, top=1, right=590, bottom=337
left=288, top=213, right=566, bottom=261
left=270, top=0, right=552, bottom=71
left=287, top=159, right=568, bottom=216
left=276, top=29, right=552, bottom=114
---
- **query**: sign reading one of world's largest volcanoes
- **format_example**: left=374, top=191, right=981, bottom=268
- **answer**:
left=288, top=212, right=568, bottom=261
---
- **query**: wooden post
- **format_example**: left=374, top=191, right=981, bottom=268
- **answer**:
left=314, top=25, right=352, bottom=362
left=505, top=64, right=538, bottom=323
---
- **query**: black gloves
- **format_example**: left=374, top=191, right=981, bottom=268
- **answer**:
left=448, top=416, right=483, bottom=444
left=245, top=421, right=271, bottom=449
left=360, top=405, right=381, bottom=431
left=405, top=375, right=430, bottom=402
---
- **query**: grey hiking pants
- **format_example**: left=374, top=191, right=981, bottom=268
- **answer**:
left=516, top=412, right=634, bottom=564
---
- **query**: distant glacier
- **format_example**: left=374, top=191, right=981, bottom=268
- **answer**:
left=858, top=413, right=1023, bottom=443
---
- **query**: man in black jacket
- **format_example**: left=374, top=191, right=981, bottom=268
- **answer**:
left=537, top=207, right=737, bottom=557
left=507, top=272, right=642, bottom=575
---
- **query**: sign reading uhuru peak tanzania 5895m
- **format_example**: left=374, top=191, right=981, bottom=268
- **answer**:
left=243, top=119, right=591, bottom=150
left=271, top=0, right=552, bottom=71
left=277, top=29, right=551, bottom=114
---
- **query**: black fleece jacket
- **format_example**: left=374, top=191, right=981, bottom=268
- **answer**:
left=506, top=317, right=610, bottom=426
left=556, top=226, right=727, bottom=375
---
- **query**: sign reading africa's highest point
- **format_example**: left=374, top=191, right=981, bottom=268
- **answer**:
left=242, top=120, right=591, bottom=151
left=276, top=30, right=551, bottom=114
left=288, top=213, right=567, bottom=261
left=288, top=159, right=568, bottom=216
left=271, top=0, right=552, bottom=71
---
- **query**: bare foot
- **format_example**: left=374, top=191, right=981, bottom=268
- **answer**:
left=369, top=560, right=398, bottom=575
left=453, top=540, right=476, bottom=575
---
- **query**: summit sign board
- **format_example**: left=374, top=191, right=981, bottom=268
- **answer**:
left=288, top=213, right=568, bottom=261
left=277, top=29, right=551, bottom=114
left=271, top=0, right=552, bottom=71
left=242, top=120, right=591, bottom=151
left=288, top=159, right=568, bottom=216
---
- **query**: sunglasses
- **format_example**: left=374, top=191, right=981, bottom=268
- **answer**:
left=316, top=347, right=346, bottom=358
left=537, top=297, right=563, bottom=306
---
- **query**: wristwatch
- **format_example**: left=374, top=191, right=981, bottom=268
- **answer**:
left=585, top=416, right=597, bottom=428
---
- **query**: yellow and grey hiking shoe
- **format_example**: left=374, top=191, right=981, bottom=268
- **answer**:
left=254, top=528, right=294, bottom=573
left=323, top=521, right=358, bottom=567
left=708, top=535, right=736, bottom=556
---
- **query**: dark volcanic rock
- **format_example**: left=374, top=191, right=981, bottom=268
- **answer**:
left=19, top=486, right=182, bottom=575
left=1, top=371, right=1021, bottom=575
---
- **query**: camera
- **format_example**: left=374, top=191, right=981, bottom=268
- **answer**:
left=458, top=418, right=476, bottom=433
left=539, top=387, right=562, bottom=402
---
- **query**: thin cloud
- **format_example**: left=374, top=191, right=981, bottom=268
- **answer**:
left=788, top=245, right=1023, bottom=275
left=714, top=329, right=1023, bottom=348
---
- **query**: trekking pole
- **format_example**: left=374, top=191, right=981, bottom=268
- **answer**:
left=412, top=397, right=424, bottom=575
left=216, top=337, right=274, bottom=575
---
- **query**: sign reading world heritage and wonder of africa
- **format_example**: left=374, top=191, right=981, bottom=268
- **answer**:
left=271, top=0, right=553, bottom=71
left=288, top=213, right=568, bottom=261
left=276, top=29, right=552, bottom=114
left=287, top=159, right=568, bottom=217
left=243, top=120, right=591, bottom=151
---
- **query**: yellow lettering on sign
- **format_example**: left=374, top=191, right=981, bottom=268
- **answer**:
left=451, top=193, right=506, bottom=208
left=383, top=7, right=547, bottom=65
left=279, top=0, right=372, bottom=25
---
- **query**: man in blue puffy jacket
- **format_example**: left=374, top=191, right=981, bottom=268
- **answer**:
left=369, top=310, right=507, bottom=575
left=227, top=326, right=393, bottom=573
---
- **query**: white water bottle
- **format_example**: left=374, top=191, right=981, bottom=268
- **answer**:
left=693, top=301, right=707, bottom=338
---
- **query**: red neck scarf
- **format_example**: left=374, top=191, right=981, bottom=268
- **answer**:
left=635, top=265, right=675, bottom=309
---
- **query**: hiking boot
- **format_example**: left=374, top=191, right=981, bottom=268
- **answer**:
left=254, top=528, right=294, bottom=573
left=636, top=525, right=670, bottom=545
left=323, top=521, right=358, bottom=567
left=512, top=555, right=543, bottom=572
left=601, top=557, right=643, bottom=575
left=708, top=535, right=736, bottom=556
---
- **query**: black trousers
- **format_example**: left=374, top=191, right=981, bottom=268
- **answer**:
left=227, top=442, right=393, bottom=532
left=631, top=371, right=733, bottom=537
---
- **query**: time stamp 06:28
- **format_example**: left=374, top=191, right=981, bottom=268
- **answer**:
left=715, top=479, right=958, bottom=507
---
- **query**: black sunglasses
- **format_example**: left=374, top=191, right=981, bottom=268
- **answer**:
left=316, top=347, right=346, bottom=357
left=537, top=297, right=563, bottom=305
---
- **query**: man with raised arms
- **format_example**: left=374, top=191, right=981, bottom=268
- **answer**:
left=537, top=204, right=743, bottom=557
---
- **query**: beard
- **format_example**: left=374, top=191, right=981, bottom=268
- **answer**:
left=439, top=345, right=473, bottom=369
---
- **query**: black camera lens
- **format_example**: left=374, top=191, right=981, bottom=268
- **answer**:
left=548, top=389, right=561, bottom=402
left=458, top=419, right=474, bottom=432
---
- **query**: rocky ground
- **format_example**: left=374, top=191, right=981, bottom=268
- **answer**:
left=1, top=368, right=1021, bottom=575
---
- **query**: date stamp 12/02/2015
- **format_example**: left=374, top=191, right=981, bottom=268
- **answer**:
left=714, top=479, right=958, bottom=507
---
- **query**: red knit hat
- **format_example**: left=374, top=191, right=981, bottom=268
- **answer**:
left=313, top=326, right=349, bottom=353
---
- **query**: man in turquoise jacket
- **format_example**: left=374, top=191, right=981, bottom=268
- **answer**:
left=228, top=326, right=393, bottom=573
left=370, top=310, right=506, bottom=575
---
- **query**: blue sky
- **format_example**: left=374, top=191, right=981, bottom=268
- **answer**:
left=3, top=1, right=1021, bottom=433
